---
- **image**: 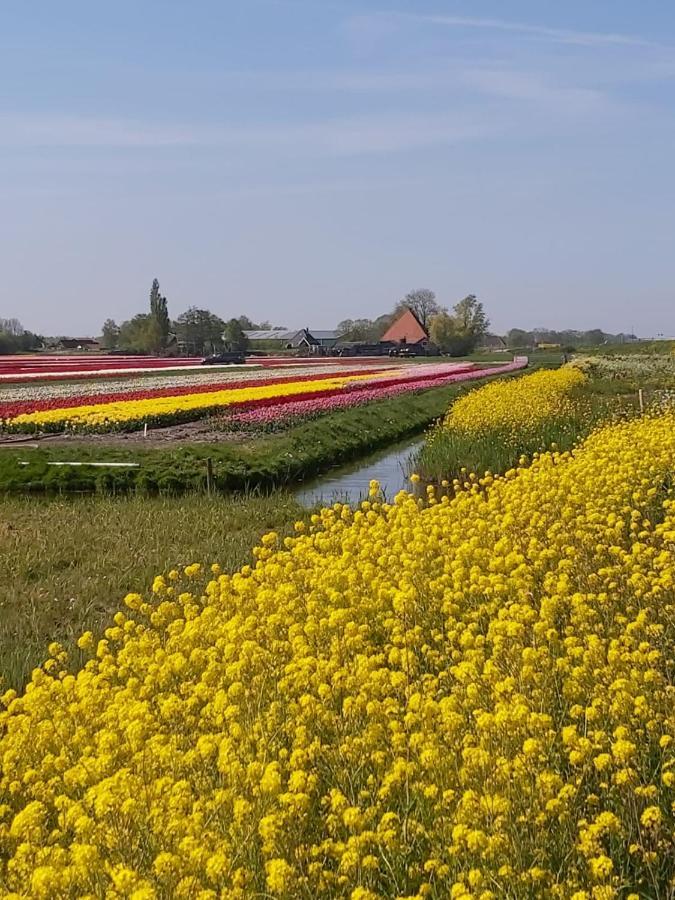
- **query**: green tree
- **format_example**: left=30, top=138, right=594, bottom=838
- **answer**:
left=237, top=316, right=278, bottom=330
left=506, top=328, right=534, bottom=350
left=101, top=319, right=120, bottom=350
left=118, top=314, right=154, bottom=353
left=428, top=311, right=455, bottom=350
left=581, top=329, right=606, bottom=347
left=394, top=289, right=441, bottom=330
left=149, top=278, right=170, bottom=351
left=336, top=318, right=375, bottom=341
left=175, top=307, right=226, bottom=356
left=0, top=319, right=42, bottom=354
left=222, top=319, right=249, bottom=351
left=428, top=296, right=490, bottom=356
left=428, top=312, right=475, bottom=356
left=453, top=295, right=489, bottom=338
left=337, top=315, right=394, bottom=342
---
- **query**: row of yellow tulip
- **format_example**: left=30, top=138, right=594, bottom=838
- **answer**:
left=1, top=413, right=673, bottom=897
left=4, top=371, right=382, bottom=433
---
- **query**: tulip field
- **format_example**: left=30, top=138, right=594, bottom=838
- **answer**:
left=0, top=357, right=525, bottom=434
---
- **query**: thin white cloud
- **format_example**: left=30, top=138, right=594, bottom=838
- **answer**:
left=350, top=12, right=654, bottom=49
left=421, top=15, right=653, bottom=47
left=0, top=111, right=495, bottom=156
left=462, top=69, right=606, bottom=111
left=0, top=114, right=198, bottom=148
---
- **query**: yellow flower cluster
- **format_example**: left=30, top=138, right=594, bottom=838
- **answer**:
left=1, top=414, right=675, bottom=898
left=445, top=367, right=586, bottom=434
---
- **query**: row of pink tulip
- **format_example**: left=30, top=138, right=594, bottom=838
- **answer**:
left=225, top=360, right=527, bottom=430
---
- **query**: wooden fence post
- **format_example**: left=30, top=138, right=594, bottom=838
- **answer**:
left=638, top=388, right=644, bottom=414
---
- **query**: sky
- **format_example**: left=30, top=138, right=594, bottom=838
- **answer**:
left=1, top=0, right=674, bottom=337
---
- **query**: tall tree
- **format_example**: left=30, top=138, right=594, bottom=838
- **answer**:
left=174, top=307, right=226, bottom=356
left=118, top=314, right=154, bottom=353
left=428, top=311, right=456, bottom=351
left=429, top=312, right=476, bottom=356
left=336, top=318, right=380, bottom=342
left=453, top=295, right=489, bottom=338
left=0, top=318, right=25, bottom=336
left=395, top=289, right=441, bottom=329
left=237, top=316, right=277, bottom=330
left=222, top=318, right=249, bottom=351
left=149, top=278, right=170, bottom=351
left=337, top=319, right=355, bottom=336
left=0, top=319, right=42, bottom=354
left=101, top=319, right=120, bottom=350
left=428, top=296, right=490, bottom=356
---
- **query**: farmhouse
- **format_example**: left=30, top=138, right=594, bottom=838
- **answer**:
left=379, top=307, right=437, bottom=355
left=381, top=308, right=429, bottom=345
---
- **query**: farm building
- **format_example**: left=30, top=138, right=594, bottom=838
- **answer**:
left=378, top=307, right=437, bottom=355
left=380, top=308, right=429, bottom=345
left=54, top=337, right=101, bottom=351
left=243, top=329, right=305, bottom=349
left=243, top=328, right=340, bottom=353
left=478, top=333, right=508, bottom=351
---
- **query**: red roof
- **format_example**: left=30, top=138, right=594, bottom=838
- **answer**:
left=381, top=308, right=429, bottom=344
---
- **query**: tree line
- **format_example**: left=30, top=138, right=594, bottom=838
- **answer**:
left=0, top=319, right=43, bottom=355
left=505, top=327, right=637, bottom=350
left=0, top=279, right=640, bottom=357
left=100, top=280, right=284, bottom=356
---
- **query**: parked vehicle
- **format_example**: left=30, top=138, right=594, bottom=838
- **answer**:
left=201, top=351, right=246, bottom=365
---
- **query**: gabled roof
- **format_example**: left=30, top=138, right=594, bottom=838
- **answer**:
left=307, top=330, right=339, bottom=341
left=380, top=307, right=429, bottom=344
left=243, top=329, right=304, bottom=342
left=479, top=333, right=507, bottom=349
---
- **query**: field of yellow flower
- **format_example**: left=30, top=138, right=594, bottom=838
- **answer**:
left=444, top=366, right=586, bottom=433
left=1, top=410, right=674, bottom=897
left=417, top=367, right=597, bottom=483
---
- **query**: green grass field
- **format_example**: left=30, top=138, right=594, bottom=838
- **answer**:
left=0, top=492, right=303, bottom=690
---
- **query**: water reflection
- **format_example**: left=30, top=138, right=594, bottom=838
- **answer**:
left=296, top=437, right=424, bottom=508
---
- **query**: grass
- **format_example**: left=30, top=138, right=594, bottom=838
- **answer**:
left=0, top=371, right=530, bottom=687
left=0, top=491, right=304, bottom=690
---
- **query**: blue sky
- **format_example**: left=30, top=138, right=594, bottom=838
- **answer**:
left=1, top=0, right=674, bottom=337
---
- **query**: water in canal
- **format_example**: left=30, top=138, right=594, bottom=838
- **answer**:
left=296, top=435, right=424, bottom=508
